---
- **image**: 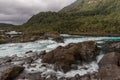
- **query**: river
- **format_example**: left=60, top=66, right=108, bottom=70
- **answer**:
left=0, top=34, right=120, bottom=78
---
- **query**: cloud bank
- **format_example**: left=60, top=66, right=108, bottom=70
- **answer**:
left=0, top=0, right=76, bottom=25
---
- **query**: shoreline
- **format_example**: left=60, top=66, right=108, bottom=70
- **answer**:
left=68, top=33, right=120, bottom=37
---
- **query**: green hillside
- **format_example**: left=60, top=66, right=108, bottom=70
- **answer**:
left=8, top=0, right=120, bottom=35
left=61, top=0, right=120, bottom=14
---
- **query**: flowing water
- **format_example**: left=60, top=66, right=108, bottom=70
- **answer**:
left=0, top=34, right=120, bottom=78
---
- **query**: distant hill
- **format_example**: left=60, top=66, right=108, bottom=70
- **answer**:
left=23, top=0, right=120, bottom=35
left=0, top=23, right=14, bottom=27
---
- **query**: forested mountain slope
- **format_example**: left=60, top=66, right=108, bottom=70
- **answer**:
left=20, top=0, right=120, bottom=35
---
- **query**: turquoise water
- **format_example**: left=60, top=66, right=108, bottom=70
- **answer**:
left=103, top=37, right=120, bottom=41
left=0, top=35, right=120, bottom=57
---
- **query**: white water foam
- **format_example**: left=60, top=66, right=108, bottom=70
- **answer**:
left=22, top=53, right=103, bottom=78
left=0, top=36, right=107, bottom=57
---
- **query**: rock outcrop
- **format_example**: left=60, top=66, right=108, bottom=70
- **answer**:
left=42, top=41, right=98, bottom=72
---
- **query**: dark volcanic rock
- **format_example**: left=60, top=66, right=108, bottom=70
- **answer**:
left=0, top=64, right=24, bottom=80
left=98, top=52, right=120, bottom=80
left=42, top=41, right=98, bottom=72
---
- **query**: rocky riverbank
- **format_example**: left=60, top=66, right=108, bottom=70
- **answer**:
left=0, top=32, right=64, bottom=44
left=0, top=41, right=120, bottom=80
left=0, top=30, right=120, bottom=44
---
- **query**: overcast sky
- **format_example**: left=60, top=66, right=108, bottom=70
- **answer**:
left=0, top=0, right=76, bottom=25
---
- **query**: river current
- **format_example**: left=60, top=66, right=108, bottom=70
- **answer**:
left=0, top=34, right=120, bottom=78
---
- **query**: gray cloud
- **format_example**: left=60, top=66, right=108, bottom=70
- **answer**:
left=0, top=0, right=76, bottom=25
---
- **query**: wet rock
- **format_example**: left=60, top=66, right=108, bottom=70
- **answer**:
left=52, top=36, right=64, bottom=43
left=24, top=57, right=34, bottom=64
left=44, top=33, right=60, bottom=39
left=46, top=75, right=57, bottom=80
left=103, top=41, right=120, bottom=52
left=25, top=51, right=33, bottom=54
left=59, top=77, right=67, bottom=80
left=39, top=35, right=48, bottom=40
left=25, top=51, right=46, bottom=60
left=26, top=52, right=38, bottom=61
left=16, top=71, right=54, bottom=80
left=0, top=64, right=24, bottom=80
left=12, top=56, right=24, bottom=62
left=98, top=52, right=120, bottom=68
left=106, top=41, right=120, bottom=49
left=0, top=56, right=12, bottom=65
left=70, top=74, right=81, bottom=80
left=30, top=64, right=37, bottom=68
left=39, top=51, right=47, bottom=58
left=71, top=64, right=78, bottom=70
left=44, top=33, right=64, bottom=43
left=80, top=74, right=90, bottom=80
left=98, top=64, right=120, bottom=80
left=42, top=41, right=98, bottom=72
left=12, top=56, right=33, bottom=66
left=79, top=73, right=98, bottom=80
left=98, top=52, right=120, bottom=80
left=75, top=74, right=81, bottom=78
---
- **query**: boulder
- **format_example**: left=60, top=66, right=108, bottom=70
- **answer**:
left=0, top=65, right=24, bottom=80
left=42, top=41, right=98, bottom=72
left=98, top=52, right=120, bottom=68
left=52, top=36, right=64, bottom=43
left=98, top=64, right=120, bottom=80
left=98, top=52, right=120, bottom=80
